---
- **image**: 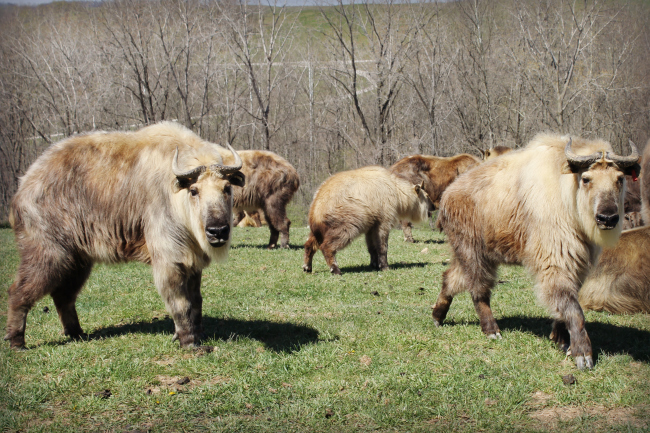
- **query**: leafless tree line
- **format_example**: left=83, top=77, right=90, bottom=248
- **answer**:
left=1, top=0, right=648, bottom=224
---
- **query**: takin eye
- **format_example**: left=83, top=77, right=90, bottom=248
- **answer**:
left=581, top=176, right=591, bottom=186
left=190, top=187, right=199, bottom=197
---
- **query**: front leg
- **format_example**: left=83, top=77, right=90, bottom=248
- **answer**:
left=154, top=262, right=203, bottom=348
left=540, top=274, right=593, bottom=370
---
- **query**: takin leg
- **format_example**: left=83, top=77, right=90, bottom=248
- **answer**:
left=539, top=274, right=593, bottom=370
left=263, top=197, right=291, bottom=249
left=365, top=228, right=380, bottom=270
left=432, top=258, right=498, bottom=338
left=303, top=232, right=319, bottom=273
left=5, top=247, right=84, bottom=349
left=153, top=262, right=203, bottom=348
left=375, top=224, right=391, bottom=271
left=401, top=221, right=414, bottom=243
left=320, top=230, right=352, bottom=276
left=50, top=261, right=93, bottom=340
left=432, top=260, right=465, bottom=327
left=469, top=278, right=500, bottom=339
left=320, top=241, right=341, bottom=275
left=186, top=271, right=204, bottom=341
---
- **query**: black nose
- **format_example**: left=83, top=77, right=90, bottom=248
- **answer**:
left=596, top=213, right=619, bottom=228
left=205, top=225, right=230, bottom=244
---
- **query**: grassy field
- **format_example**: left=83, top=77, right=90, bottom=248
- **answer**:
left=0, top=225, right=649, bottom=432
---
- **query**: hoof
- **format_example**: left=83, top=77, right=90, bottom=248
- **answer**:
left=330, top=267, right=342, bottom=275
left=487, top=332, right=502, bottom=340
left=575, top=355, right=594, bottom=370
left=302, top=264, right=312, bottom=273
left=171, top=333, right=179, bottom=342
left=433, top=320, right=442, bottom=327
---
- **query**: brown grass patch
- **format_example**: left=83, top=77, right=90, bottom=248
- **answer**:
left=529, top=404, right=649, bottom=429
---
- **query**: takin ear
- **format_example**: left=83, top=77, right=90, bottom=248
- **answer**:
left=172, top=178, right=193, bottom=193
left=622, top=162, right=641, bottom=180
left=228, top=171, right=246, bottom=187
left=561, top=161, right=581, bottom=175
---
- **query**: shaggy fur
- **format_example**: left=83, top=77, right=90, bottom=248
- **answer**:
left=218, top=149, right=299, bottom=248
left=6, top=122, right=244, bottom=349
left=389, top=154, right=480, bottom=242
left=303, top=166, right=433, bottom=275
left=433, top=133, right=640, bottom=370
left=579, top=226, right=650, bottom=314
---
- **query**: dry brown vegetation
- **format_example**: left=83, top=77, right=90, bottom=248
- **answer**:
left=1, top=0, right=649, bottom=223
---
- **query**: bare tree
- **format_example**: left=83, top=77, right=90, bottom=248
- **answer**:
left=220, top=0, right=301, bottom=151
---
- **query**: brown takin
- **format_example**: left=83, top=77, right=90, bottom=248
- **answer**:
left=6, top=122, right=245, bottom=349
left=579, top=225, right=650, bottom=314
left=389, top=154, right=480, bottom=242
left=433, top=133, right=640, bottom=370
left=217, top=149, right=299, bottom=249
left=235, top=210, right=265, bottom=228
left=303, top=166, right=434, bottom=275
left=481, top=145, right=512, bottom=161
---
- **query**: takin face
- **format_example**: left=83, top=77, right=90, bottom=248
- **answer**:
left=565, top=139, right=640, bottom=248
left=173, top=144, right=246, bottom=259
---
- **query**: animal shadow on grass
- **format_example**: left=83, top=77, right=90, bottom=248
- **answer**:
left=68, top=316, right=321, bottom=353
left=339, top=262, right=429, bottom=274
left=496, top=316, right=650, bottom=363
left=420, top=238, right=445, bottom=245
left=230, top=243, right=303, bottom=251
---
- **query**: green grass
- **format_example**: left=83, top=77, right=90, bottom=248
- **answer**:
left=1, top=226, right=649, bottom=432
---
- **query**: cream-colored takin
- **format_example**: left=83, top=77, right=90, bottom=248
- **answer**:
left=389, top=153, right=480, bottom=242
left=6, top=122, right=244, bottom=349
left=303, top=166, right=433, bottom=275
left=579, top=225, right=650, bottom=314
left=433, top=133, right=640, bottom=370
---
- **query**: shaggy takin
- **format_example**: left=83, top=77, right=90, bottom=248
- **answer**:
left=218, top=149, right=299, bottom=249
left=389, top=154, right=480, bottom=242
left=303, top=166, right=433, bottom=275
left=579, top=225, right=650, bottom=314
left=432, top=133, right=640, bottom=370
left=6, top=122, right=245, bottom=349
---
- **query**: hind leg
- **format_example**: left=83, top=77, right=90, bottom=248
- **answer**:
left=5, top=252, right=78, bottom=348
left=263, top=198, right=291, bottom=249
left=401, top=221, right=414, bottom=243
left=303, top=232, right=319, bottom=273
left=320, top=242, right=341, bottom=275
left=432, top=258, right=498, bottom=338
left=51, top=261, right=93, bottom=340
left=432, top=260, right=464, bottom=326
left=365, top=229, right=380, bottom=269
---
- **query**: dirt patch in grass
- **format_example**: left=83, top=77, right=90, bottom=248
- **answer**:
left=529, top=404, right=649, bottom=429
left=146, top=374, right=232, bottom=394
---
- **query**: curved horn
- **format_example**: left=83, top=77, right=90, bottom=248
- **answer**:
left=565, top=138, right=603, bottom=168
left=210, top=143, right=243, bottom=175
left=605, top=140, right=640, bottom=168
left=172, top=147, right=206, bottom=179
